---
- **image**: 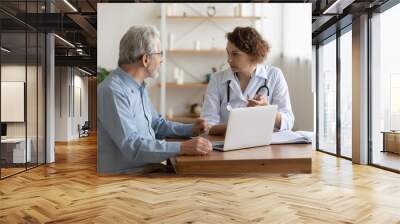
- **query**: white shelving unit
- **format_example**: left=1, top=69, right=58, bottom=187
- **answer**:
left=159, top=3, right=263, bottom=122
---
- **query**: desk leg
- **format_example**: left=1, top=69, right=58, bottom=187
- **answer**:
left=382, top=133, right=387, bottom=152
left=168, top=158, right=178, bottom=174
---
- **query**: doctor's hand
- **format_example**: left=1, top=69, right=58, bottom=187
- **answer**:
left=192, top=118, right=208, bottom=136
left=180, top=137, right=212, bottom=155
left=247, top=94, right=268, bottom=107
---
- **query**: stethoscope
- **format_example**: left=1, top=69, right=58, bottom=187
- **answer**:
left=226, top=74, right=269, bottom=111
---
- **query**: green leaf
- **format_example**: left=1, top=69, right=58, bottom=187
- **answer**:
left=97, top=67, right=111, bottom=85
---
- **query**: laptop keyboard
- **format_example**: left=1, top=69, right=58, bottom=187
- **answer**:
left=213, top=144, right=224, bottom=148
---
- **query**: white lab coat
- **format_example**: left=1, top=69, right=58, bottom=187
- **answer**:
left=201, top=64, right=295, bottom=131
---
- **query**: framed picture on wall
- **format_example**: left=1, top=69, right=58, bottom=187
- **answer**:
left=1, top=81, right=25, bottom=122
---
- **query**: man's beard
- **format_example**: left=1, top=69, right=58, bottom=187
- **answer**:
left=152, top=71, right=160, bottom=79
left=146, top=67, right=160, bottom=79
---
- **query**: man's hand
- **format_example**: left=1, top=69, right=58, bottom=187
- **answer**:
left=192, top=118, right=208, bottom=136
left=247, top=94, right=268, bottom=107
left=180, top=137, right=212, bottom=155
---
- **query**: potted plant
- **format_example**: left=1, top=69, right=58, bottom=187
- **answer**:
left=97, top=67, right=111, bottom=85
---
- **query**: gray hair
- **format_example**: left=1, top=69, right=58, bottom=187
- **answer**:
left=118, top=25, right=160, bottom=65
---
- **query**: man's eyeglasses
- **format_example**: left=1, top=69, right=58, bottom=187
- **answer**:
left=150, top=51, right=163, bottom=57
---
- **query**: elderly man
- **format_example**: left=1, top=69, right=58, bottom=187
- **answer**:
left=98, top=26, right=212, bottom=174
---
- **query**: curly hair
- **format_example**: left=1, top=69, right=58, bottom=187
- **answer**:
left=226, top=26, right=270, bottom=63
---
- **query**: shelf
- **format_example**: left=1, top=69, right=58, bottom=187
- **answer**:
left=158, top=83, right=208, bottom=89
left=158, top=6, right=260, bottom=119
left=167, top=49, right=225, bottom=54
left=161, top=16, right=261, bottom=20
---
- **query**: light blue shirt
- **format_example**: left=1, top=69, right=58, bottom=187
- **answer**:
left=201, top=64, right=294, bottom=131
left=97, top=67, right=193, bottom=174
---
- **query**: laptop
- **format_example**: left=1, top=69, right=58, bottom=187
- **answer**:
left=212, top=105, right=277, bottom=151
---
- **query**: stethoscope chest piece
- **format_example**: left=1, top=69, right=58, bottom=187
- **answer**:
left=226, top=104, right=232, bottom=111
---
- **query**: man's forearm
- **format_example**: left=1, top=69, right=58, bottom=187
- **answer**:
left=209, top=124, right=227, bottom=136
left=155, top=119, right=194, bottom=138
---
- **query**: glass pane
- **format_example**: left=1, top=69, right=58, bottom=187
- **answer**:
left=1, top=30, right=27, bottom=177
left=371, top=3, right=400, bottom=171
left=340, top=30, right=352, bottom=158
left=318, top=38, right=337, bottom=154
left=26, top=0, right=40, bottom=168
left=27, top=31, right=38, bottom=169
left=38, top=33, right=45, bottom=165
left=0, top=1, right=46, bottom=179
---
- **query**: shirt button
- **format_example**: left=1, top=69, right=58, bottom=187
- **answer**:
left=131, top=90, right=134, bottom=93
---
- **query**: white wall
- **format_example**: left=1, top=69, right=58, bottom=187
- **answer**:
left=72, top=73, right=89, bottom=138
left=259, top=4, right=283, bottom=67
left=98, top=3, right=313, bottom=131
left=1, top=66, right=27, bottom=140
left=55, top=67, right=69, bottom=141
left=54, top=67, right=89, bottom=141
left=281, top=4, right=313, bottom=131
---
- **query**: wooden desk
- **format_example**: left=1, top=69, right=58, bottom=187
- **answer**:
left=170, top=136, right=312, bottom=175
left=382, top=131, right=400, bottom=154
left=1, top=138, right=32, bottom=164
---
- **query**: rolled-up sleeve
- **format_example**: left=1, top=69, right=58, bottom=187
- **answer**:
left=201, top=74, right=222, bottom=125
left=271, top=69, right=295, bottom=131
left=98, top=86, right=181, bottom=164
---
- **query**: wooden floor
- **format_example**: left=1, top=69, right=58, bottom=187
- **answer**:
left=373, top=151, right=400, bottom=171
left=1, top=135, right=400, bottom=223
left=1, top=167, right=26, bottom=178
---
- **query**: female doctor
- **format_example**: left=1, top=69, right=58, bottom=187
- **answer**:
left=201, top=26, right=294, bottom=135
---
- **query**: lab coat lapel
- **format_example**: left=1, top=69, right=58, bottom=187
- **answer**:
left=229, top=77, right=247, bottom=102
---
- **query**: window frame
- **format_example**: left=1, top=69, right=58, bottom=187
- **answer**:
left=315, top=24, right=352, bottom=161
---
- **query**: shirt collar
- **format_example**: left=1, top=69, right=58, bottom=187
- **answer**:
left=254, top=64, right=269, bottom=80
left=114, top=66, right=146, bottom=90
left=221, top=64, right=269, bottom=83
left=221, top=67, right=235, bottom=83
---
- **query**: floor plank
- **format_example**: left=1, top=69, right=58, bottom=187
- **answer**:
left=373, top=151, right=400, bottom=171
left=1, top=134, right=400, bottom=223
